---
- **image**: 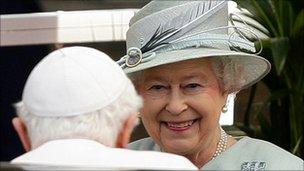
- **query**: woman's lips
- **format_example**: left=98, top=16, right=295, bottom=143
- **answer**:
left=162, top=119, right=198, bottom=132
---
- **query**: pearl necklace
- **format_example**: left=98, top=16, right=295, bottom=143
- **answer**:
left=211, top=127, right=228, bottom=160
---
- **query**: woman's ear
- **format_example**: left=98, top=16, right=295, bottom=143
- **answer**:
left=12, top=117, right=31, bottom=152
left=115, top=113, right=137, bottom=148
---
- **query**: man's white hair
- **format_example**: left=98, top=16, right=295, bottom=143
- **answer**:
left=15, top=80, right=142, bottom=149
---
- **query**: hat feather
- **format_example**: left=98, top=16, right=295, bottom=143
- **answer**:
left=141, top=1, right=226, bottom=53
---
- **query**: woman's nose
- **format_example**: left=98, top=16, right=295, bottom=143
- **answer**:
left=165, top=90, right=188, bottom=115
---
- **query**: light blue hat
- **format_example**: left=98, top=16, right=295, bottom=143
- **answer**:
left=117, top=0, right=270, bottom=92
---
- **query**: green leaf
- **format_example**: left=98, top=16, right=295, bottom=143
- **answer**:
left=292, top=10, right=304, bottom=37
left=267, top=37, right=290, bottom=75
left=251, top=0, right=279, bottom=37
left=292, top=136, right=302, bottom=154
left=296, top=69, right=304, bottom=94
left=274, top=0, right=294, bottom=36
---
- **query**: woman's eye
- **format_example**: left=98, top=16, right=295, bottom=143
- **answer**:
left=145, top=84, right=169, bottom=98
left=185, top=83, right=201, bottom=89
left=149, top=85, right=166, bottom=90
left=183, top=83, right=203, bottom=93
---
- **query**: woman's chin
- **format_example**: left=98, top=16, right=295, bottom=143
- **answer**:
left=161, top=139, right=196, bottom=155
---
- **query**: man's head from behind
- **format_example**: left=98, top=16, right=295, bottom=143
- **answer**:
left=12, top=46, right=142, bottom=152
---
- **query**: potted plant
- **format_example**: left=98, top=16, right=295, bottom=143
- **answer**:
left=234, top=0, right=304, bottom=158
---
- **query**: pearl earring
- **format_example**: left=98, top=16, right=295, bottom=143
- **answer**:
left=221, top=104, right=228, bottom=113
left=221, top=94, right=231, bottom=113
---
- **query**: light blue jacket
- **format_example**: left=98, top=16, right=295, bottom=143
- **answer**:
left=129, top=136, right=304, bottom=170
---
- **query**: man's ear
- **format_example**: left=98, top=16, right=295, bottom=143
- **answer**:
left=12, top=117, right=31, bottom=152
left=115, top=113, right=137, bottom=148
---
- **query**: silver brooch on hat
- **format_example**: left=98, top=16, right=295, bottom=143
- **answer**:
left=125, top=47, right=143, bottom=67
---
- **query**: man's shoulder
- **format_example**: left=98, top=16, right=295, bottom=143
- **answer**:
left=12, top=139, right=198, bottom=170
left=125, top=142, right=197, bottom=170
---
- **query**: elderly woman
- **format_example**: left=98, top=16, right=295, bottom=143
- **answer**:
left=117, top=1, right=303, bottom=170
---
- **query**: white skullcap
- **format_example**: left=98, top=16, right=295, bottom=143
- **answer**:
left=22, top=46, right=129, bottom=117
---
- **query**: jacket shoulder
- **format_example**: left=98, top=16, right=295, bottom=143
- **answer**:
left=238, top=137, right=303, bottom=170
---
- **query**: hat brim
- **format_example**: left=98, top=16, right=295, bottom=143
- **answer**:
left=123, top=48, right=271, bottom=92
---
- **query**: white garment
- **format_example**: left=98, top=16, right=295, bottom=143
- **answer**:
left=11, top=139, right=197, bottom=170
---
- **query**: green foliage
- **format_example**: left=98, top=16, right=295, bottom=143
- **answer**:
left=235, top=0, right=304, bottom=158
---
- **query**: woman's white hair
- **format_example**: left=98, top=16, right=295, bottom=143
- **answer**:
left=211, top=57, right=245, bottom=93
left=15, top=80, right=142, bottom=149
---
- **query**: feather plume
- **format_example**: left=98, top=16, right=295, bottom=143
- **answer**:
left=141, top=1, right=226, bottom=53
left=154, top=33, right=256, bottom=53
left=141, top=26, right=177, bottom=53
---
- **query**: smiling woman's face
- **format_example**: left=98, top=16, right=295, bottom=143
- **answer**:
left=136, top=59, right=228, bottom=156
